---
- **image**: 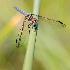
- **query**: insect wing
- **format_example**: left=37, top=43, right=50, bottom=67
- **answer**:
left=38, top=16, right=66, bottom=29
left=35, top=15, right=66, bottom=50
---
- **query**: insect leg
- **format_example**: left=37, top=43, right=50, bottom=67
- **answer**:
left=28, top=23, right=33, bottom=34
left=28, top=23, right=31, bottom=34
left=28, top=24, right=30, bottom=28
left=29, top=30, right=30, bottom=34
left=17, top=42, right=20, bottom=48
left=16, top=39, right=18, bottom=43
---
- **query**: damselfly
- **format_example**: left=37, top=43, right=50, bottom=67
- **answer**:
left=14, top=6, right=66, bottom=48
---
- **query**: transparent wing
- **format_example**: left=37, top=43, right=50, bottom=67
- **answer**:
left=15, top=17, right=30, bottom=48
left=38, top=16, right=66, bottom=28
left=37, top=16, right=66, bottom=39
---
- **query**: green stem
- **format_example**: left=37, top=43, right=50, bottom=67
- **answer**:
left=22, top=0, right=40, bottom=70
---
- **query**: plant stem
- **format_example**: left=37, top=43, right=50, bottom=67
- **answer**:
left=22, top=0, right=40, bottom=70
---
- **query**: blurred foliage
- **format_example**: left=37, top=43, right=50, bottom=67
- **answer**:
left=0, top=0, right=70, bottom=70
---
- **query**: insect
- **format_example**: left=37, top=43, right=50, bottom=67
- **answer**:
left=14, top=6, right=38, bottom=32
left=14, top=6, right=66, bottom=48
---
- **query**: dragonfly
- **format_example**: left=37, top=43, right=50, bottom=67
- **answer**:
left=14, top=6, right=66, bottom=48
